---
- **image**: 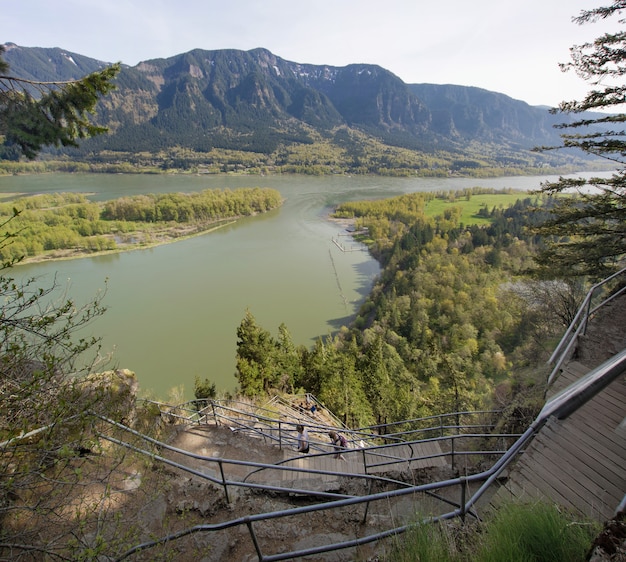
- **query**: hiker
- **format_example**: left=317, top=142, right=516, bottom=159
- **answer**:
left=296, top=424, right=309, bottom=454
left=329, top=430, right=347, bottom=460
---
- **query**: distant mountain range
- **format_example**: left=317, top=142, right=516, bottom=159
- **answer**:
left=2, top=43, right=598, bottom=167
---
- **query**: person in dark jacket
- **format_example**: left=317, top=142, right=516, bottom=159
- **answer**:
left=328, top=430, right=347, bottom=460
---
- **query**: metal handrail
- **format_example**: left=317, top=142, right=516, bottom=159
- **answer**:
left=113, top=347, right=626, bottom=561
left=91, top=414, right=515, bottom=510
left=170, top=398, right=507, bottom=466
left=265, top=393, right=347, bottom=429
left=547, top=265, right=626, bottom=384
left=358, top=409, right=501, bottom=434
left=138, top=397, right=502, bottom=455
left=7, top=345, right=622, bottom=562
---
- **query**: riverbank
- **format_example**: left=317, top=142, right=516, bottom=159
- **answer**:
left=17, top=219, right=238, bottom=266
left=9, top=172, right=565, bottom=399
left=1, top=186, right=283, bottom=267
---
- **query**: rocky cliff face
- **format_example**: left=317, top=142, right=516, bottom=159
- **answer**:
left=4, top=43, right=592, bottom=156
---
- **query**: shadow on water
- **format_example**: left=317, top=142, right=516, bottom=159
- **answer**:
left=352, top=258, right=380, bottom=299
left=325, top=250, right=380, bottom=333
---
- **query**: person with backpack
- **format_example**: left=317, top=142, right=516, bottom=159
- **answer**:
left=328, top=431, right=347, bottom=460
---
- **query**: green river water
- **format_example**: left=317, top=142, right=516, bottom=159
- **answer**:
left=0, top=172, right=569, bottom=399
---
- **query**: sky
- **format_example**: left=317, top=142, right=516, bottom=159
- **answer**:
left=3, top=0, right=619, bottom=107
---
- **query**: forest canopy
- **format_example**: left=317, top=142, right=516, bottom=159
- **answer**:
left=234, top=188, right=561, bottom=429
left=0, top=187, right=282, bottom=263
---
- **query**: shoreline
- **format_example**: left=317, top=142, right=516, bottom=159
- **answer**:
left=15, top=220, right=238, bottom=267
left=16, top=213, right=356, bottom=267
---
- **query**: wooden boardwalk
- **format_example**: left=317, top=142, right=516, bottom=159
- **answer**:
left=275, top=440, right=447, bottom=490
left=492, top=360, right=626, bottom=522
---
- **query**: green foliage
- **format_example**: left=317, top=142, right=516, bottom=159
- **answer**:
left=474, top=502, right=599, bottom=562
left=389, top=502, right=598, bottom=562
left=0, top=48, right=159, bottom=560
left=101, top=187, right=282, bottom=222
left=0, top=56, right=120, bottom=159
left=423, top=189, right=538, bottom=226
left=0, top=270, right=116, bottom=557
left=532, top=3, right=626, bottom=278
left=237, top=189, right=563, bottom=425
left=533, top=175, right=626, bottom=278
left=390, top=519, right=462, bottom=562
left=4, top=44, right=604, bottom=175
left=193, top=376, right=216, bottom=409
left=0, top=188, right=282, bottom=262
left=235, top=310, right=305, bottom=397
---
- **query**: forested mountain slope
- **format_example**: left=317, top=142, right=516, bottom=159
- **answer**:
left=2, top=43, right=603, bottom=169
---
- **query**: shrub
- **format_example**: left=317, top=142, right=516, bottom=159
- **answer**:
left=388, top=501, right=599, bottom=562
left=475, top=501, right=599, bottom=562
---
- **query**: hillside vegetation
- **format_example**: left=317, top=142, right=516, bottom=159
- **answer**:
left=1, top=5, right=624, bottom=554
left=231, top=188, right=563, bottom=431
left=1, top=44, right=608, bottom=177
left=0, top=187, right=282, bottom=263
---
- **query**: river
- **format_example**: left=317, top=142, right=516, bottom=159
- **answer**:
left=0, top=172, right=569, bottom=399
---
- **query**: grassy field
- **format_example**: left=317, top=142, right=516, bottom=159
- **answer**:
left=424, top=191, right=535, bottom=226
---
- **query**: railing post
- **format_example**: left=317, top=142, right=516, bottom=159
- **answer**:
left=246, top=520, right=264, bottom=561
left=460, top=476, right=467, bottom=522
left=451, top=436, right=455, bottom=472
left=582, top=292, right=593, bottom=336
left=278, top=420, right=282, bottom=450
left=361, top=480, right=374, bottom=524
left=211, top=401, right=218, bottom=426
left=218, top=460, right=230, bottom=504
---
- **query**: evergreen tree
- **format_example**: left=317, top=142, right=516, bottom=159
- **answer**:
left=533, top=1, right=626, bottom=277
left=0, top=45, right=120, bottom=159
left=273, top=323, right=304, bottom=393
left=317, top=335, right=373, bottom=427
left=359, top=332, right=422, bottom=431
left=235, top=310, right=280, bottom=396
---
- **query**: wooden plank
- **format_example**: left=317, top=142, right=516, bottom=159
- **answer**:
left=605, top=380, right=626, bottom=402
left=567, top=417, right=625, bottom=457
left=539, top=424, right=613, bottom=486
left=416, top=441, right=447, bottom=467
left=548, top=372, right=578, bottom=397
left=530, top=436, right=621, bottom=510
left=515, top=448, right=577, bottom=501
left=542, top=423, right=625, bottom=487
left=513, top=475, right=579, bottom=515
left=505, top=458, right=580, bottom=513
left=498, top=419, right=621, bottom=520
left=559, top=427, right=625, bottom=483
left=573, top=395, right=625, bottom=428
left=556, top=420, right=626, bottom=471
left=511, top=454, right=610, bottom=521
left=596, top=380, right=626, bottom=405
left=493, top=361, right=624, bottom=522
left=556, top=414, right=625, bottom=463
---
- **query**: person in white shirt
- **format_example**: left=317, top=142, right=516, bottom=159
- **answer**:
left=296, top=425, right=309, bottom=453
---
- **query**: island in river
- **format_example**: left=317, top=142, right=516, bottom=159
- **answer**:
left=0, top=187, right=284, bottom=265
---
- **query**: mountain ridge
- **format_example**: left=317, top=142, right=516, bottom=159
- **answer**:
left=2, top=43, right=599, bottom=170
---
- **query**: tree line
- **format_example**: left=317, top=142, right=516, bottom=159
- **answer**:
left=233, top=193, right=561, bottom=429
left=1, top=2, right=625, bottom=557
left=0, top=187, right=282, bottom=262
